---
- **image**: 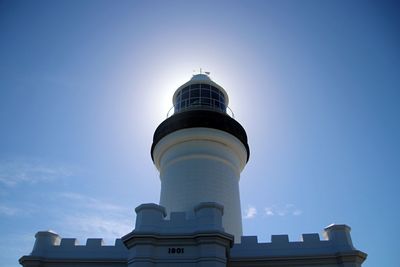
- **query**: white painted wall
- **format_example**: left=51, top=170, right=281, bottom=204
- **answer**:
left=152, top=127, right=248, bottom=242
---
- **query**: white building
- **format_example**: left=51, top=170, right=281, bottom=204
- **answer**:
left=20, top=74, right=367, bottom=267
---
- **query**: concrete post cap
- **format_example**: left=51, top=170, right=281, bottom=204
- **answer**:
left=135, top=203, right=166, bottom=217
left=324, top=224, right=351, bottom=232
left=35, top=230, right=59, bottom=238
left=194, top=202, right=224, bottom=215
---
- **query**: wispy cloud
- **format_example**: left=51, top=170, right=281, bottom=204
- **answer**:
left=0, top=159, right=72, bottom=187
left=0, top=202, right=39, bottom=217
left=59, top=192, right=128, bottom=213
left=293, top=209, right=303, bottom=216
left=54, top=192, right=133, bottom=240
left=264, top=204, right=302, bottom=217
left=0, top=204, right=21, bottom=216
left=62, top=214, right=132, bottom=240
left=243, top=205, right=257, bottom=219
left=265, top=207, right=275, bottom=216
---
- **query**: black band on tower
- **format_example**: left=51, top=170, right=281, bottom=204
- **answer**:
left=151, top=110, right=250, bottom=162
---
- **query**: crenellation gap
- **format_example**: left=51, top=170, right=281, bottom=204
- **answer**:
left=86, top=238, right=104, bottom=247
left=60, top=238, right=79, bottom=247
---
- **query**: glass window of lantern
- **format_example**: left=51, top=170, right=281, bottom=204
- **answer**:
left=190, top=88, right=200, bottom=98
left=182, top=89, right=189, bottom=101
left=214, top=99, right=220, bottom=109
left=175, top=96, right=180, bottom=112
left=181, top=98, right=187, bottom=109
left=211, top=91, right=219, bottom=102
left=200, top=96, right=211, bottom=106
left=190, top=97, right=200, bottom=106
left=201, top=87, right=211, bottom=98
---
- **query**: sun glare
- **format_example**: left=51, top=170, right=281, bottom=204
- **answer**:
left=150, top=70, right=192, bottom=122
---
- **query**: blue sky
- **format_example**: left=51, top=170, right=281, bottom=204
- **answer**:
left=0, top=1, right=399, bottom=266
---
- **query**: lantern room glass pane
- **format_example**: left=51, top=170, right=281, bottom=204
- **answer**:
left=190, top=97, right=200, bottom=105
left=214, top=99, right=220, bottom=109
left=200, top=97, right=211, bottom=106
left=181, top=99, right=187, bottom=109
left=182, top=91, right=189, bottom=100
left=211, top=91, right=219, bottom=101
left=201, top=88, right=211, bottom=98
left=190, top=89, right=200, bottom=98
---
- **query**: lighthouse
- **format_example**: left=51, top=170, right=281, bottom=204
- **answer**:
left=20, top=72, right=367, bottom=267
left=151, top=73, right=250, bottom=241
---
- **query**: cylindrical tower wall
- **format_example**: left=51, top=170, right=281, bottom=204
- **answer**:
left=152, top=128, right=247, bottom=241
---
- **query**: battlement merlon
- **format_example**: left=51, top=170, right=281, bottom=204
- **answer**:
left=31, top=230, right=61, bottom=254
left=132, top=202, right=225, bottom=234
left=323, top=224, right=355, bottom=249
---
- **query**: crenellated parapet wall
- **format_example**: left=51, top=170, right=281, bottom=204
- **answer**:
left=19, top=230, right=128, bottom=266
left=27, top=231, right=128, bottom=260
left=232, top=224, right=355, bottom=257
left=230, top=224, right=367, bottom=267
left=19, top=202, right=366, bottom=267
left=19, top=202, right=232, bottom=267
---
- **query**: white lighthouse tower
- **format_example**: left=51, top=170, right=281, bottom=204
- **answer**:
left=20, top=72, right=367, bottom=267
left=151, top=73, right=250, bottom=241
